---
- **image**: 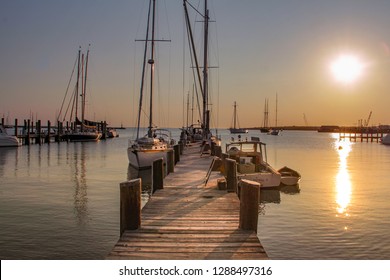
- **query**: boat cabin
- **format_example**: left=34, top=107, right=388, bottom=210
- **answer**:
left=225, top=137, right=268, bottom=172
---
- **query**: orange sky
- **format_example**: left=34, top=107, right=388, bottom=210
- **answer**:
left=1, top=1, right=390, bottom=128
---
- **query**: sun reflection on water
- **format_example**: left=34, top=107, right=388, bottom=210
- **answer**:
left=334, top=138, right=352, bottom=221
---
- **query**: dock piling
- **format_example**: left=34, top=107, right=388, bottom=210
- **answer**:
left=239, top=179, right=260, bottom=233
left=120, top=179, right=142, bottom=235
left=167, top=149, right=175, bottom=174
left=173, top=144, right=180, bottom=164
left=225, top=158, right=238, bottom=193
left=152, top=158, right=164, bottom=193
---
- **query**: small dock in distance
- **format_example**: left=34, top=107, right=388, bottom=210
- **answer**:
left=107, top=143, right=268, bottom=260
left=339, top=131, right=384, bottom=143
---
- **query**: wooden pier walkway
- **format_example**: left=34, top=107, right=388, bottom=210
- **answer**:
left=107, top=143, right=268, bottom=260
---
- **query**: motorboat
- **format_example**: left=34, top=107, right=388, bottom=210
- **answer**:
left=107, top=128, right=119, bottom=138
left=278, top=166, right=301, bottom=186
left=0, top=125, right=21, bottom=147
left=226, top=137, right=281, bottom=188
left=269, top=129, right=280, bottom=136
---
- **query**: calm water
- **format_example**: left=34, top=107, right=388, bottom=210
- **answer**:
left=1, top=129, right=390, bottom=259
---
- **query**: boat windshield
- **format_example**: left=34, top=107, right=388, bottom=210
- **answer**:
left=226, top=140, right=268, bottom=163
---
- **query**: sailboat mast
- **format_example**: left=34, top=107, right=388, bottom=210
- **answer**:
left=75, top=47, right=81, bottom=125
left=186, top=92, right=189, bottom=128
left=82, top=48, right=90, bottom=132
left=136, top=0, right=152, bottom=140
left=233, top=101, right=237, bottom=129
left=148, top=0, right=156, bottom=138
left=203, top=0, right=209, bottom=137
left=191, top=83, right=195, bottom=126
left=275, top=93, right=278, bottom=127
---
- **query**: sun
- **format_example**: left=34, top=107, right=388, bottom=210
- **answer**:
left=330, top=54, right=363, bottom=84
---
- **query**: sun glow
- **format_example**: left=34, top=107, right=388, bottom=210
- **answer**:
left=330, top=54, right=363, bottom=84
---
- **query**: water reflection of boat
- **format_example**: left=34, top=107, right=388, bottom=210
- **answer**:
left=279, top=184, right=300, bottom=194
left=260, top=188, right=281, bottom=204
left=278, top=166, right=301, bottom=186
left=127, top=164, right=152, bottom=195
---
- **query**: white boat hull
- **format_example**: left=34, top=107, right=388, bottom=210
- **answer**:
left=278, top=166, right=301, bottom=186
left=128, top=147, right=170, bottom=170
left=0, top=125, right=21, bottom=147
left=280, top=176, right=300, bottom=186
left=0, top=136, right=21, bottom=147
left=237, top=171, right=281, bottom=188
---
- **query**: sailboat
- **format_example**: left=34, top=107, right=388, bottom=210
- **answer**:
left=183, top=0, right=221, bottom=151
left=269, top=93, right=280, bottom=136
left=127, top=0, right=173, bottom=169
left=61, top=47, right=101, bottom=141
left=260, top=98, right=270, bottom=133
left=229, top=101, right=248, bottom=134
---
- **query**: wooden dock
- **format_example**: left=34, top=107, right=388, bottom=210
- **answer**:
left=107, top=143, right=268, bottom=260
left=339, top=131, right=384, bottom=142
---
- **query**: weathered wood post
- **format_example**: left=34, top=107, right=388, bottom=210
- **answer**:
left=225, top=158, right=237, bottom=193
left=211, top=141, right=216, bottom=156
left=152, top=158, right=164, bottom=194
left=14, top=119, right=18, bottom=138
left=214, top=145, right=222, bottom=158
left=178, top=140, right=184, bottom=155
left=221, top=153, right=228, bottom=176
left=167, top=149, right=174, bottom=174
left=174, top=144, right=180, bottom=164
left=36, top=120, right=41, bottom=145
left=46, top=120, right=51, bottom=144
left=26, top=119, right=31, bottom=145
left=239, top=179, right=260, bottom=232
left=120, top=178, right=142, bottom=235
left=100, top=121, right=106, bottom=140
left=56, top=121, right=61, bottom=142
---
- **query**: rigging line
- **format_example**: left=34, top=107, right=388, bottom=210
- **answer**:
left=62, top=85, right=76, bottom=122
left=69, top=86, right=77, bottom=124
left=186, top=27, right=202, bottom=122
left=182, top=10, right=186, bottom=127
left=185, top=0, right=204, bottom=18
left=136, top=0, right=152, bottom=140
left=183, top=0, right=203, bottom=122
left=58, top=54, right=78, bottom=122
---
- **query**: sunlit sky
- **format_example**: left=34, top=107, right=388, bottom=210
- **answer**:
left=1, top=0, right=390, bottom=128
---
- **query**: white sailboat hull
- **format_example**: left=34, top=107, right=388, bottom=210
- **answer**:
left=127, top=147, right=169, bottom=169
